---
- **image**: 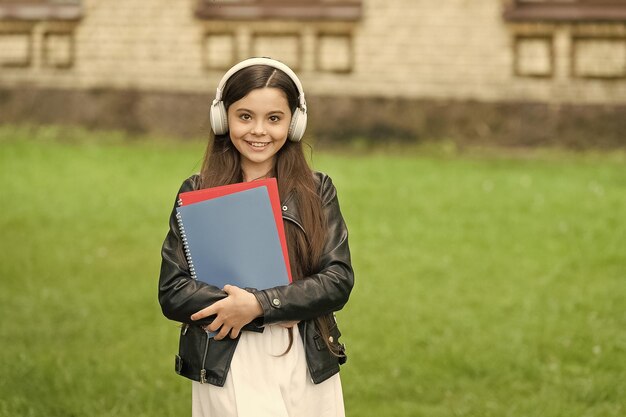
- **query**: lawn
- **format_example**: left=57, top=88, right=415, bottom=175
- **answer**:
left=0, top=125, right=624, bottom=416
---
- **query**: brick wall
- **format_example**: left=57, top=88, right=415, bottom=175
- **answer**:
left=1, top=0, right=625, bottom=145
left=1, top=0, right=625, bottom=102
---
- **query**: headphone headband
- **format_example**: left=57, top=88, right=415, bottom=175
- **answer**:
left=213, top=57, right=307, bottom=112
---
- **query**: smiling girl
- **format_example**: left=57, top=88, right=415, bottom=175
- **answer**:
left=159, top=57, right=354, bottom=417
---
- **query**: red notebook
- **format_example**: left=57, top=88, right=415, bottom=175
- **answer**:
left=178, top=178, right=292, bottom=283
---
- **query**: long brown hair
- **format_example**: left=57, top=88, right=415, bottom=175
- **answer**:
left=199, top=64, right=340, bottom=355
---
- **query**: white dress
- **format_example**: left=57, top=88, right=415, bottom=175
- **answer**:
left=192, top=324, right=345, bottom=417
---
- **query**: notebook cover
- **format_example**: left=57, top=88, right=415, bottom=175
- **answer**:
left=175, top=186, right=290, bottom=290
left=178, top=178, right=292, bottom=282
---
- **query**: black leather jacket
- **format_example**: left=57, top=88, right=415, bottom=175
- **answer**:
left=158, top=171, right=354, bottom=387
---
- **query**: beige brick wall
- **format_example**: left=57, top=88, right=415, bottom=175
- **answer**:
left=1, top=0, right=625, bottom=104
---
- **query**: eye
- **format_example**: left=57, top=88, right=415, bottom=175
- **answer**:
left=239, top=113, right=251, bottom=121
left=269, top=115, right=281, bottom=122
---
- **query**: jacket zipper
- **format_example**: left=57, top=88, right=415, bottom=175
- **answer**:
left=283, top=212, right=313, bottom=382
left=200, top=330, right=211, bottom=384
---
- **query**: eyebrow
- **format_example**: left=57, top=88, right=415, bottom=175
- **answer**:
left=235, top=108, right=286, bottom=115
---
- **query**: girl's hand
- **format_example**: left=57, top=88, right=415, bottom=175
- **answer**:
left=278, top=321, right=300, bottom=329
left=191, top=285, right=263, bottom=340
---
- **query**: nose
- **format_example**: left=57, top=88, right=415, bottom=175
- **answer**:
left=251, top=120, right=267, bottom=136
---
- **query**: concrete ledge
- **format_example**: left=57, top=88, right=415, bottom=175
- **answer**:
left=0, top=87, right=624, bottom=148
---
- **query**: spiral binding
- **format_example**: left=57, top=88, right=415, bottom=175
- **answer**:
left=175, top=208, right=197, bottom=280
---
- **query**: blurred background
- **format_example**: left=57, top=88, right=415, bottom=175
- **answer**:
left=1, top=1, right=625, bottom=416
left=1, top=0, right=625, bottom=146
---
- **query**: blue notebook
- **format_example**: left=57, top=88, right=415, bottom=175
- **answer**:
left=175, top=186, right=290, bottom=290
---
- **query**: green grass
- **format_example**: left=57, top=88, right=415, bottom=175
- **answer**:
left=1, top=125, right=624, bottom=416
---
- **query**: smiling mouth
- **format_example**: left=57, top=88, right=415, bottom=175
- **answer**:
left=246, top=141, right=270, bottom=148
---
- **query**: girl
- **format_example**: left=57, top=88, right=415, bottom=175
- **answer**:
left=159, top=57, right=354, bottom=417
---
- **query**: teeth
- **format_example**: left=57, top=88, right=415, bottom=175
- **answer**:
left=250, top=142, right=269, bottom=148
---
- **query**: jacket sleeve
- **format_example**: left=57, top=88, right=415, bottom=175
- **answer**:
left=252, top=175, right=354, bottom=324
left=158, top=176, right=228, bottom=325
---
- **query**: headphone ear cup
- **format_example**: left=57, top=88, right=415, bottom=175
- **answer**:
left=210, top=101, right=228, bottom=135
left=288, top=108, right=307, bottom=142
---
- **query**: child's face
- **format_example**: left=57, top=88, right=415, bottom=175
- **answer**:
left=228, top=87, right=291, bottom=178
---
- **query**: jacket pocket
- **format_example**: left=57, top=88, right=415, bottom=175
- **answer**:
left=313, top=320, right=346, bottom=363
left=305, top=318, right=347, bottom=384
left=176, top=324, right=205, bottom=377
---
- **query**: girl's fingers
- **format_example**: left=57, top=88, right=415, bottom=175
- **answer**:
left=214, top=325, right=231, bottom=341
left=191, top=304, right=217, bottom=321
left=229, top=326, right=241, bottom=339
left=207, top=316, right=224, bottom=333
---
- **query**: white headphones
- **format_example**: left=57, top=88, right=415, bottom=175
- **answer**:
left=209, top=57, right=308, bottom=142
